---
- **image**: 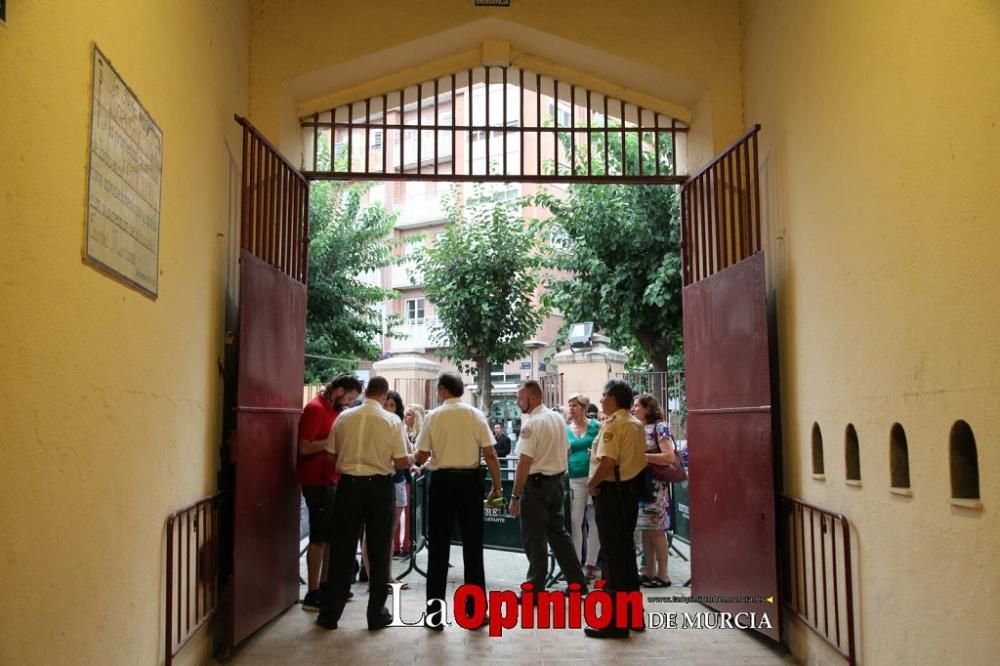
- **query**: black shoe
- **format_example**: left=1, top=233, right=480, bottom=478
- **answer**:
left=346, top=590, right=354, bottom=601
left=584, top=626, right=629, bottom=639
left=302, top=589, right=322, bottom=612
left=316, top=615, right=338, bottom=630
left=358, top=567, right=369, bottom=583
left=368, top=608, right=393, bottom=630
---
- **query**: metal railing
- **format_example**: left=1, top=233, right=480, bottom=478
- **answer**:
left=779, top=496, right=857, bottom=665
left=615, top=370, right=686, bottom=439
left=165, top=492, right=224, bottom=666
left=681, top=124, right=762, bottom=285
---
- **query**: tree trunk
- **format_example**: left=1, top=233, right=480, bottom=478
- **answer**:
left=477, top=356, right=493, bottom=416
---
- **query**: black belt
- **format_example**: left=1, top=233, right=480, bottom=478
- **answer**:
left=529, top=472, right=565, bottom=483
left=433, top=467, right=479, bottom=475
left=340, top=473, right=392, bottom=481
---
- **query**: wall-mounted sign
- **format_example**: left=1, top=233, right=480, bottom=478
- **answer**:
left=538, top=362, right=547, bottom=372
left=85, top=46, right=163, bottom=298
left=520, top=361, right=531, bottom=370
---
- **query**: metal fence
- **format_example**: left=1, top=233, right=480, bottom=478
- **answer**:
left=779, top=496, right=857, bottom=665
left=165, top=492, right=224, bottom=666
left=615, top=370, right=686, bottom=439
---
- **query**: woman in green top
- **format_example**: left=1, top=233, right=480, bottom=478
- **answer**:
left=566, top=393, right=602, bottom=580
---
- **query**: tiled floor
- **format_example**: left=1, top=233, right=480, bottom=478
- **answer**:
left=220, top=542, right=796, bottom=665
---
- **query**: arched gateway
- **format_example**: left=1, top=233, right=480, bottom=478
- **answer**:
left=226, top=52, right=776, bottom=652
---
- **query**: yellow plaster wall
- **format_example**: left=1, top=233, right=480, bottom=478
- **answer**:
left=0, top=2, right=249, bottom=664
left=247, top=0, right=746, bottom=172
left=742, top=1, right=1000, bottom=663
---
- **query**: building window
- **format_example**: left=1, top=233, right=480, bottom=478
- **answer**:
left=811, top=423, right=825, bottom=476
left=950, top=420, right=980, bottom=500
left=405, top=298, right=425, bottom=325
left=890, top=423, right=911, bottom=489
left=845, top=424, right=861, bottom=481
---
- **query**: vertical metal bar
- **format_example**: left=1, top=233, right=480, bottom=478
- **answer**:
left=195, top=504, right=201, bottom=621
left=843, top=519, right=856, bottom=665
left=821, top=515, right=829, bottom=636
left=713, top=165, right=725, bottom=273
left=434, top=79, right=439, bottom=176
left=736, top=141, right=747, bottom=260
left=537, top=73, right=542, bottom=177
left=810, top=508, right=818, bottom=624
left=570, top=84, right=576, bottom=176
left=239, top=127, right=249, bottom=251
left=671, top=119, right=678, bottom=177
left=301, top=179, right=310, bottom=284
left=586, top=90, right=592, bottom=176
left=700, top=175, right=710, bottom=281
left=399, top=89, right=405, bottom=175
left=752, top=130, right=762, bottom=252
left=451, top=74, right=457, bottom=176
left=416, top=82, right=423, bottom=176
left=365, top=100, right=371, bottom=175
left=832, top=516, right=841, bottom=648
left=285, top=168, right=293, bottom=274
left=469, top=69, right=475, bottom=177
left=680, top=187, right=688, bottom=285
left=311, top=113, right=319, bottom=172
left=654, top=114, right=660, bottom=177
left=603, top=96, right=609, bottom=175
left=637, top=107, right=643, bottom=177
left=553, top=78, right=559, bottom=176
left=502, top=67, right=508, bottom=177
left=485, top=67, right=491, bottom=175
left=620, top=100, right=626, bottom=176
left=520, top=68, right=525, bottom=177
left=165, top=517, right=174, bottom=665
left=271, top=153, right=279, bottom=266
left=798, top=505, right=807, bottom=614
left=347, top=103, right=354, bottom=175
left=252, top=136, right=262, bottom=255
left=382, top=94, right=389, bottom=175
left=260, top=147, right=269, bottom=261
left=185, top=511, right=191, bottom=635
left=724, top=153, right=734, bottom=266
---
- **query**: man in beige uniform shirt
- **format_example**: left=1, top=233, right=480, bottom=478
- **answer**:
left=509, top=380, right=588, bottom=594
left=415, top=371, right=501, bottom=629
left=317, top=376, right=410, bottom=631
left=585, top=379, right=647, bottom=638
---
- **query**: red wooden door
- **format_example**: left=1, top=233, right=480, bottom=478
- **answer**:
left=226, top=117, right=311, bottom=649
left=683, top=251, right=780, bottom=640
left=229, top=250, right=306, bottom=646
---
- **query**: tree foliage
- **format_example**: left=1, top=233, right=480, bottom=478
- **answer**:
left=304, top=178, right=398, bottom=382
left=537, top=127, right=682, bottom=371
left=417, top=188, right=547, bottom=411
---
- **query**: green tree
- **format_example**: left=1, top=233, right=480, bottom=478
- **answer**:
left=537, top=126, right=682, bottom=372
left=304, top=177, right=398, bottom=382
left=417, top=188, right=547, bottom=412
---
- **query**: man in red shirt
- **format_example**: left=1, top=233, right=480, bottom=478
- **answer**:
left=298, top=373, right=363, bottom=611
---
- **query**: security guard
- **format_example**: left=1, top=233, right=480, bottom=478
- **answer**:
left=585, top=379, right=647, bottom=638
left=415, top=371, right=502, bottom=629
left=509, top=380, right=589, bottom=593
left=317, top=376, right=411, bottom=631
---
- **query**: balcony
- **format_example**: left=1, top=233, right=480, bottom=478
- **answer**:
left=395, top=192, right=447, bottom=228
left=390, top=261, right=423, bottom=289
left=390, top=317, right=444, bottom=349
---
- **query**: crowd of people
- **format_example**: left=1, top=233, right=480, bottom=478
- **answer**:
left=295, top=370, right=681, bottom=638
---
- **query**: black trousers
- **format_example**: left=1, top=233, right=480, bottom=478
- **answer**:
left=319, top=474, right=394, bottom=624
left=593, top=478, right=641, bottom=624
left=519, top=473, right=587, bottom=590
left=426, top=468, right=485, bottom=613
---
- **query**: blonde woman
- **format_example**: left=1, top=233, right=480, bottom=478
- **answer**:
left=566, top=393, right=602, bottom=579
left=394, top=403, right=425, bottom=558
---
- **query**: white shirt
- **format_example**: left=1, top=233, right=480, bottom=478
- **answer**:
left=515, top=404, right=569, bottom=475
left=325, top=398, right=408, bottom=475
left=416, top=398, right=495, bottom=470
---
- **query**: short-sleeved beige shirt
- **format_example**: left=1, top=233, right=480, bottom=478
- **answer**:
left=416, top=398, right=495, bottom=470
left=590, top=408, right=647, bottom=482
left=325, top=398, right=409, bottom=475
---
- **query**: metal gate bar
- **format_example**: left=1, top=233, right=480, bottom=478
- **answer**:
left=165, top=492, right=223, bottom=666
left=236, top=115, right=310, bottom=282
left=301, top=66, right=688, bottom=184
left=779, top=496, right=857, bottom=665
left=681, top=125, right=762, bottom=285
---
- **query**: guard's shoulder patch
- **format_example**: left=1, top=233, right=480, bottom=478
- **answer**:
left=603, top=429, right=616, bottom=443
left=520, top=426, right=533, bottom=439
